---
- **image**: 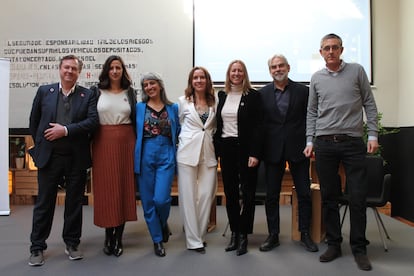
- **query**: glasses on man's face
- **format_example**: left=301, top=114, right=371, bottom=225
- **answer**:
left=321, top=45, right=341, bottom=52
left=270, top=63, right=287, bottom=70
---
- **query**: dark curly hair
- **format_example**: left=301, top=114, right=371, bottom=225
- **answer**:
left=97, top=55, right=132, bottom=90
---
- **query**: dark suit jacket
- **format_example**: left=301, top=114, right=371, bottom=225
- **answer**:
left=29, top=83, right=99, bottom=169
left=214, top=88, right=261, bottom=158
left=258, top=79, right=308, bottom=163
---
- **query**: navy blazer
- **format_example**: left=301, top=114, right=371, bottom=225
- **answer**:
left=29, top=83, right=99, bottom=169
left=214, top=89, right=261, bottom=159
left=258, top=79, right=309, bottom=163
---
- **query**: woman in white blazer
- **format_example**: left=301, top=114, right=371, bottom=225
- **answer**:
left=177, top=67, right=217, bottom=254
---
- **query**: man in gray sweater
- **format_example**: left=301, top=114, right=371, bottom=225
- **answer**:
left=304, top=33, right=379, bottom=271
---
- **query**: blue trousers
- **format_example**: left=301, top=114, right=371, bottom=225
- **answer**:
left=138, top=135, right=175, bottom=243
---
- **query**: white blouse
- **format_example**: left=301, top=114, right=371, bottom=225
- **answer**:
left=221, top=90, right=242, bottom=138
left=97, top=89, right=131, bottom=125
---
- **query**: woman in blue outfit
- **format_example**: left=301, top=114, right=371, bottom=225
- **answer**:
left=134, top=72, right=180, bottom=257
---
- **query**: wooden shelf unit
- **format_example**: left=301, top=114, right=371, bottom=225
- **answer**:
left=9, top=135, right=93, bottom=205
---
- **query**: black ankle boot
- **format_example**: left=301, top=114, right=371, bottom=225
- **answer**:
left=225, top=232, right=239, bottom=252
left=103, top=227, right=114, bottom=255
left=237, top=234, right=248, bottom=256
left=154, top=242, right=166, bottom=257
left=162, top=223, right=172, bottom=243
left=113, top=224, right=125, bottom=257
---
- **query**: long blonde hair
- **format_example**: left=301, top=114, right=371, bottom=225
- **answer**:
left=224, top=60, right=253, bottom=94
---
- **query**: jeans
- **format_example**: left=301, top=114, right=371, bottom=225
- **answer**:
left=314, top=136, right=369, bottom=255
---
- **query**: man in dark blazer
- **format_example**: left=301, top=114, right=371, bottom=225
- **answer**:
left=258, top=54, right=318, bottom=253
left=28, top=55, right=99, bottom=266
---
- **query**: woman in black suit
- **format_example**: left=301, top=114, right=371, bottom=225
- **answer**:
left=214, top=60, right=261, bottom=256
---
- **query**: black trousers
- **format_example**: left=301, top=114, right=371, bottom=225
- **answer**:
left=219, top=138, right=258, bottom=234
left=314, top=136, right=368, bottom=255
left=264, top=158, right=312, bottom=234
left=30, top=153, right=87, bottom=253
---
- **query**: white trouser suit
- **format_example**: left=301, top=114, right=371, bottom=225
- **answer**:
left=177, top=96, right=217, bottom=249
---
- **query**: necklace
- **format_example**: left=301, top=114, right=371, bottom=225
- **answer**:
left=195, top=104, right=208, bottom=115
left=148, top=101, right=164, bottom=112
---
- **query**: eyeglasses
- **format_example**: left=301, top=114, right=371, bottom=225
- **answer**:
left=270, top=63, right=287, bottom=70
left=321, top=45, right=341, bottom=52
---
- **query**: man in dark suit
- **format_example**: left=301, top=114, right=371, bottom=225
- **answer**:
left=28, top=55, right=99, bottom=266
left=258, top=54, right=318, bottom=253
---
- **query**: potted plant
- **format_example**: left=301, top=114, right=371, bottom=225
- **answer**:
left=363, top=112, right=399, bottom=159
left=14, top=138, right=26, bottom=169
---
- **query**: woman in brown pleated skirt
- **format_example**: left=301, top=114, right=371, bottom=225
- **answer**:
left=91, top=55, right=137, bottom=257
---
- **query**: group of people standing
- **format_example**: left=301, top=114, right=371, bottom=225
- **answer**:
left=27, top=55, right=218, bottom=264
left=27, top=33, right=378, bottom=272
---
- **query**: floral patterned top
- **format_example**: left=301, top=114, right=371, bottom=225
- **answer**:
left=199, top=111, right=209, bottom=124
left=143, top=105, right=172, bottom=138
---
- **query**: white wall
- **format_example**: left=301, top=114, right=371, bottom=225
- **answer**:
left=370, top=0, right=414, bottom=127
left=0, top=0, right=193, bottom=128
left=0, top=0, right=412, bottom=128
left=371, top=0, right=400, bottom=126
left=397, top=0, right=414, bottom=127
left=0, top=59, right=10, bottom=215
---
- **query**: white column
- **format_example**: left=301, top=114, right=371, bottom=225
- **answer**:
left=0, top=59, right=10, bottom=215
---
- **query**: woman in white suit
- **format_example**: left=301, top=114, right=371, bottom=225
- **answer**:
left=177, top=67, right=217, bottom=254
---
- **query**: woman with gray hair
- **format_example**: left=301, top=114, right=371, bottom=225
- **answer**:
left=134, top=72, right=180, bottom=257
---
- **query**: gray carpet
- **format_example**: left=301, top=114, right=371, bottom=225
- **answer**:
left=1, top=205, right=413, bottom=276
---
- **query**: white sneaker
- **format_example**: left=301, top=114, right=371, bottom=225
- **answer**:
left=65, top=245, right=83, bottom=260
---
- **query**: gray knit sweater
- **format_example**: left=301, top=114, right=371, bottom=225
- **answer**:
left=306, top=62, right=378, bottom=143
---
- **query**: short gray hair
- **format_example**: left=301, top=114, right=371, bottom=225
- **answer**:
left=267, top=54, right=289, bottom=68
left=320, top=33, right=343, bottom=48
